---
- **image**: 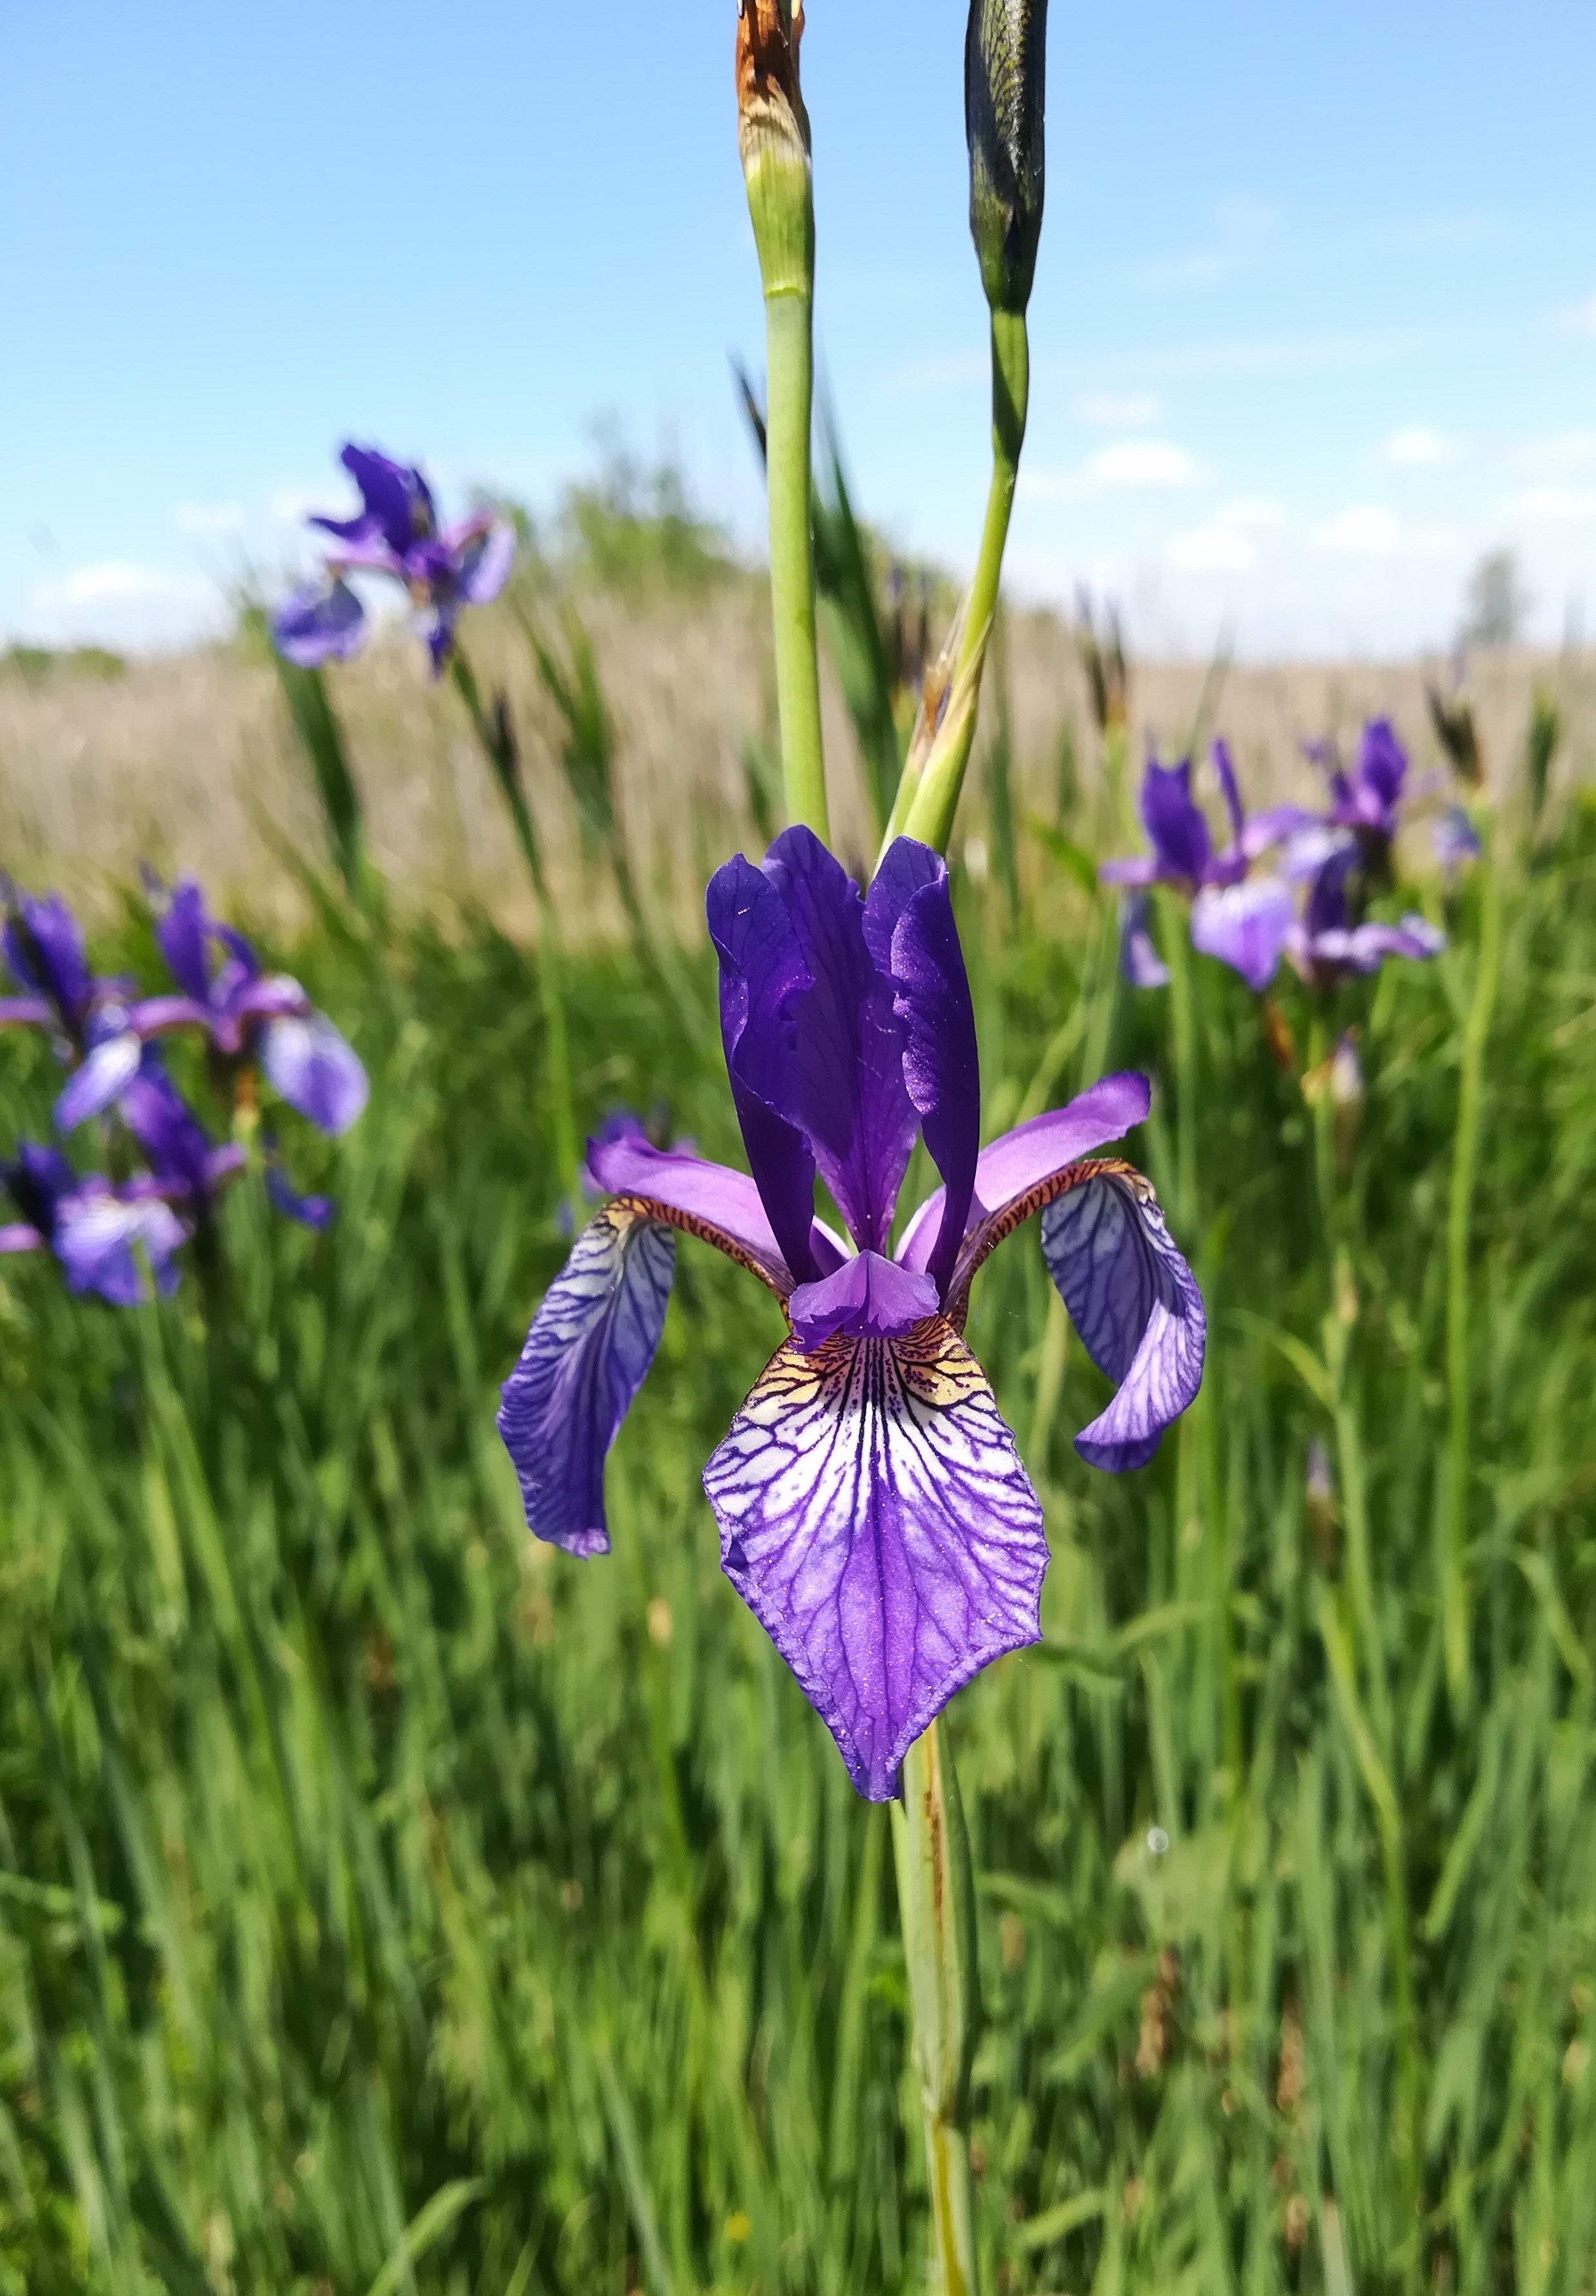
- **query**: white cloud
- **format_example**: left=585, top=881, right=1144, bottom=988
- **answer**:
left=172, top=501, right=243, bottom=539
left=1315, top=505, right=1402, bottom=556
left=1168, top=522, right=1257, bottom=572
left=34, top=562, right=208, bottom=606
left=18, top=562, right=221, bottom=651
left=1508, top=428, right=1596, bottom=478
left=1073, top=391, right=1162, bottom=430
left=1503, top=485, right=1596, bottom=525
left=1084, top=439, right=1200, bottom=490
left=1382, top=425, right=1458, bottom=468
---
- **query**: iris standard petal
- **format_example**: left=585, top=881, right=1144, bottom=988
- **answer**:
left=157, top=881, right=215, bottom=1003
left=1141, top=760, right=1210, bottom=883
left=586, top=1133, right=808, bottom=1293
left=706, top=852, right=820, bottom=1284
left=339, top=443, right=434, bottom=554
left=1190, top=876, right=1296, bottom=992
left=896, top=1071, right=1152, bottom=1282
left=1358, top=718, right=1409, bottom=813
left=55, top=1027, right=143, bottom=1130
left=55, top=1191, right=188, bottom=1305
left=259, top=1014, right=369, bottom=1135
left=1040, top=1169, right=1206, bottom=1471
left=497, top=1203, right=677, bottom=1556
left=703, top=1317, right=1048, bottom=1802
left=5, top=896, right=92, bottom=1020
left=272, top=578, right=367, bottom=667
left=1212, top=739, right=1246, bottom=848
left=764, top=828, right=918, bottom=1255
left=863, top=840, right=981, bottom=1298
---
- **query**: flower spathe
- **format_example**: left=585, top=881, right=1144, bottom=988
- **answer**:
left=272, top=443, right=515, bottom=678
left=498, top=831, right=1205, bottom=1800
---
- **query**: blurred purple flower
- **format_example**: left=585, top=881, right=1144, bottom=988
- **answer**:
left=1432, top=805, right=1482, bottom=878
left=0, top=1142, right=187, bottom=1305
left=1101, top=741, right=1310, bottom=899
left=143, top=881, right=368, bottom=1136
left=122, top=1061, right=246, bottom=1213
left=272, top=443, right=515, bottom=677
left=498, top=831, right=1205, bottom=1801
left=1190, top=875, right=1297, bottom=993
left=1119, top=894, right=1171, bottom=989
left=1308, top=719, right=1411, bottom=867
left=1285, top=847, right=1444, bottom=989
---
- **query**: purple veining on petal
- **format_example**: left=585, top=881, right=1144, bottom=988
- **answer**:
left=706, top=851, right=821, bottom=1285
left=259, top=1013, right=368, bottom=1136
left=764, top=828, right=917, bottom=1256
left=863, top=840, right=980, bottom=1298
left=1040, top=1171, right=1205, bottom=1472
left=1190, top=876, right=1295, bottom=992
left=497, top=1202, right=676, bottom=1556
left=896, top=1072, right=1152, bottom=1280
left=789, top=1251, right=941, bottom=1350
left=703, top=1318, right=1048, bottom=1800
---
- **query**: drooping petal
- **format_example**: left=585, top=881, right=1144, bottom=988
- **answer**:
left=1313, top=916, right=1446, bottom=975
left=497, top=1203, right=676, bottom=1555
left=706, top=852, right=820, bottom=1285
left=54, top=1191, right=188, bottom=1305
left=1190, top=876, right=1295, bottom=992
left=128, top=993, right=214, bottom=1040
left=1040, top=1170, right=1206, bottom=1471
left=122, top=1064, right=217, bottom=1203
left=1119, top=895, right=1171, bottom=989
left=1241, top=803, right=1321, bottom=863
left=272, top=578, right=367, bottom=667
left=895, top=1071, right=1152, bottom=1281
left=54, top=1025, right=143, bottom=1130
left=586, top=1133, right=813, bottom=1293
left=0, top=1222, right=44, bottom=1255
left=789, top=1251, right=941, bottom=1350
left=1097, top=854, right=1162, bottom=890
left=455, top=520, right=516, bottom=605
left=863, top=840, right=980, bottom=1298
left=765, top=828, right=917, bottom=1254
left=703, top=1317, right=1048, bottom=1801
left=259, top=1013, right=368, bottom=1135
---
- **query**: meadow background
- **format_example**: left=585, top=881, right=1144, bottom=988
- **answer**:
left=1, top=474, right=1595, bottom=2296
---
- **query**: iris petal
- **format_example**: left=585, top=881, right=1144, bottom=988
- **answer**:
left=272, top=578, right=367, bottom=667
left=1040, top=1171, right=1205, bottom=1471
left=1190, top=877, right=1295, bottom=992
left=55, top=1029, right=143, bottom=1130
left=497, top=1203, right=676, bottom=1555
left=54, top=1193, right=187, bottom=1305
left=703, top=1317, right=1048, bottom=1801
left=260, top=1014, right=368, bottom=1135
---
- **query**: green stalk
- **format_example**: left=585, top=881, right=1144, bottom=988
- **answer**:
left=893, top=1722, right=981, bottom=2295
left=894, top=312, right=1030, bottom=854
left=1444, top=833, right=1501, bottom=1717
left=764, top=288, right=828, bottom=840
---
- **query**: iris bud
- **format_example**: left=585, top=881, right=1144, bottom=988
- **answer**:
left=965, top=0, right=1048, bottom=315
left=736, top=0, right=813, bottom=301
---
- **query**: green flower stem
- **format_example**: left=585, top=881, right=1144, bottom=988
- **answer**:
left=1444, top=829, right=1501, bottom=1716
left=893, top=1720, right=981, bottom=2295
left=764, top=286, right=829, bottom=842
left=893, top=311, right=1030, bottom=855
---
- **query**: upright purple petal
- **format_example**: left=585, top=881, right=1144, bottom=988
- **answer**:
left=1212, top=739, right=1246, bottom=849
left=1040, top=1171, right=1205, bottom=1471
left=497, top=1203, right=676, bottom=1555
left=1358, top=719, right=1408, bottom=813
left=156, top=881, right=217, bottom=1003
left=863, top=840, right=980, bottom=1299
left=764, top=829, right=917, bottom=1255
left=703, top=1318, right=1048, bottom=1801
left=1141, top=760, right=1211, bottom=883
left=706, top=853, right=820, bottom=1285
left=789, top=1252, right=941, bottom=1350
left=259, top=1014, right=368, bottom=1135
left=455, top=521, right=516, bottom=605
left=3, top=1143, right=76, bottom=1234
left=1190, top=877, right=1295, bottom=992
left=336, top=444, right=435, bottom=554
left=5, top=896, right=91, bottom=1022
left=273, top=578, right=367, bottom=668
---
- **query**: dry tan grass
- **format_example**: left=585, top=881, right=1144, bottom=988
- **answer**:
left=2, top=590, right=1590, bottom=932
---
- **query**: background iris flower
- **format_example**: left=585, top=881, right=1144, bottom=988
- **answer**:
left=499, top=830, right=1204, bottom=1801
left=0, top=1142, right=187, bottom=1304
left=273, top=443, right=515, bottom=676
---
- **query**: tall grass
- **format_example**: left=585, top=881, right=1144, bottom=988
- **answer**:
left=1, top=765, right=1595, bottom=2293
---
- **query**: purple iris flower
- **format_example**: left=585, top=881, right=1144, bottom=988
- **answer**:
left=1, top=890, right=183, bottom=1129
left=121, top=1061, right=247, bottom=1212
left=1190, top=876, right=1297, bottom=993
left=137, top=881, right=368, bottom=1137
left=497, top=831, right=1204, bottom=1802
left=1432, top=805, right=1482, bottom=879
left=1317, top=719, right=1411, bottom=865
left=1101, top=741, right=1308, bottom=898
left=272, top=443, right=515, bottom=678
left=1284, top=847, right=1444, bottom=989
left=1119, top=894, right=1171, bottom=989
left=0, top=1142, right=187, bottom=1305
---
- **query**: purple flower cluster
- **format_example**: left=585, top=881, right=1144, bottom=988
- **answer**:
left=273, top=444, right=515, bottom=678
left=0, top=882, right=366, bottom=1304
left=1103, top=721, right=1446, bottom=996
left=498, top=831, right=1205, bottom=1801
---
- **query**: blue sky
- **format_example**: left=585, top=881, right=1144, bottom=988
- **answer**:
left=3, top=1, right=1594, bottom=658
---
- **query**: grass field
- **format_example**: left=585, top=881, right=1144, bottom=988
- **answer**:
left=1, top=653, right=1594, bottom=2296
